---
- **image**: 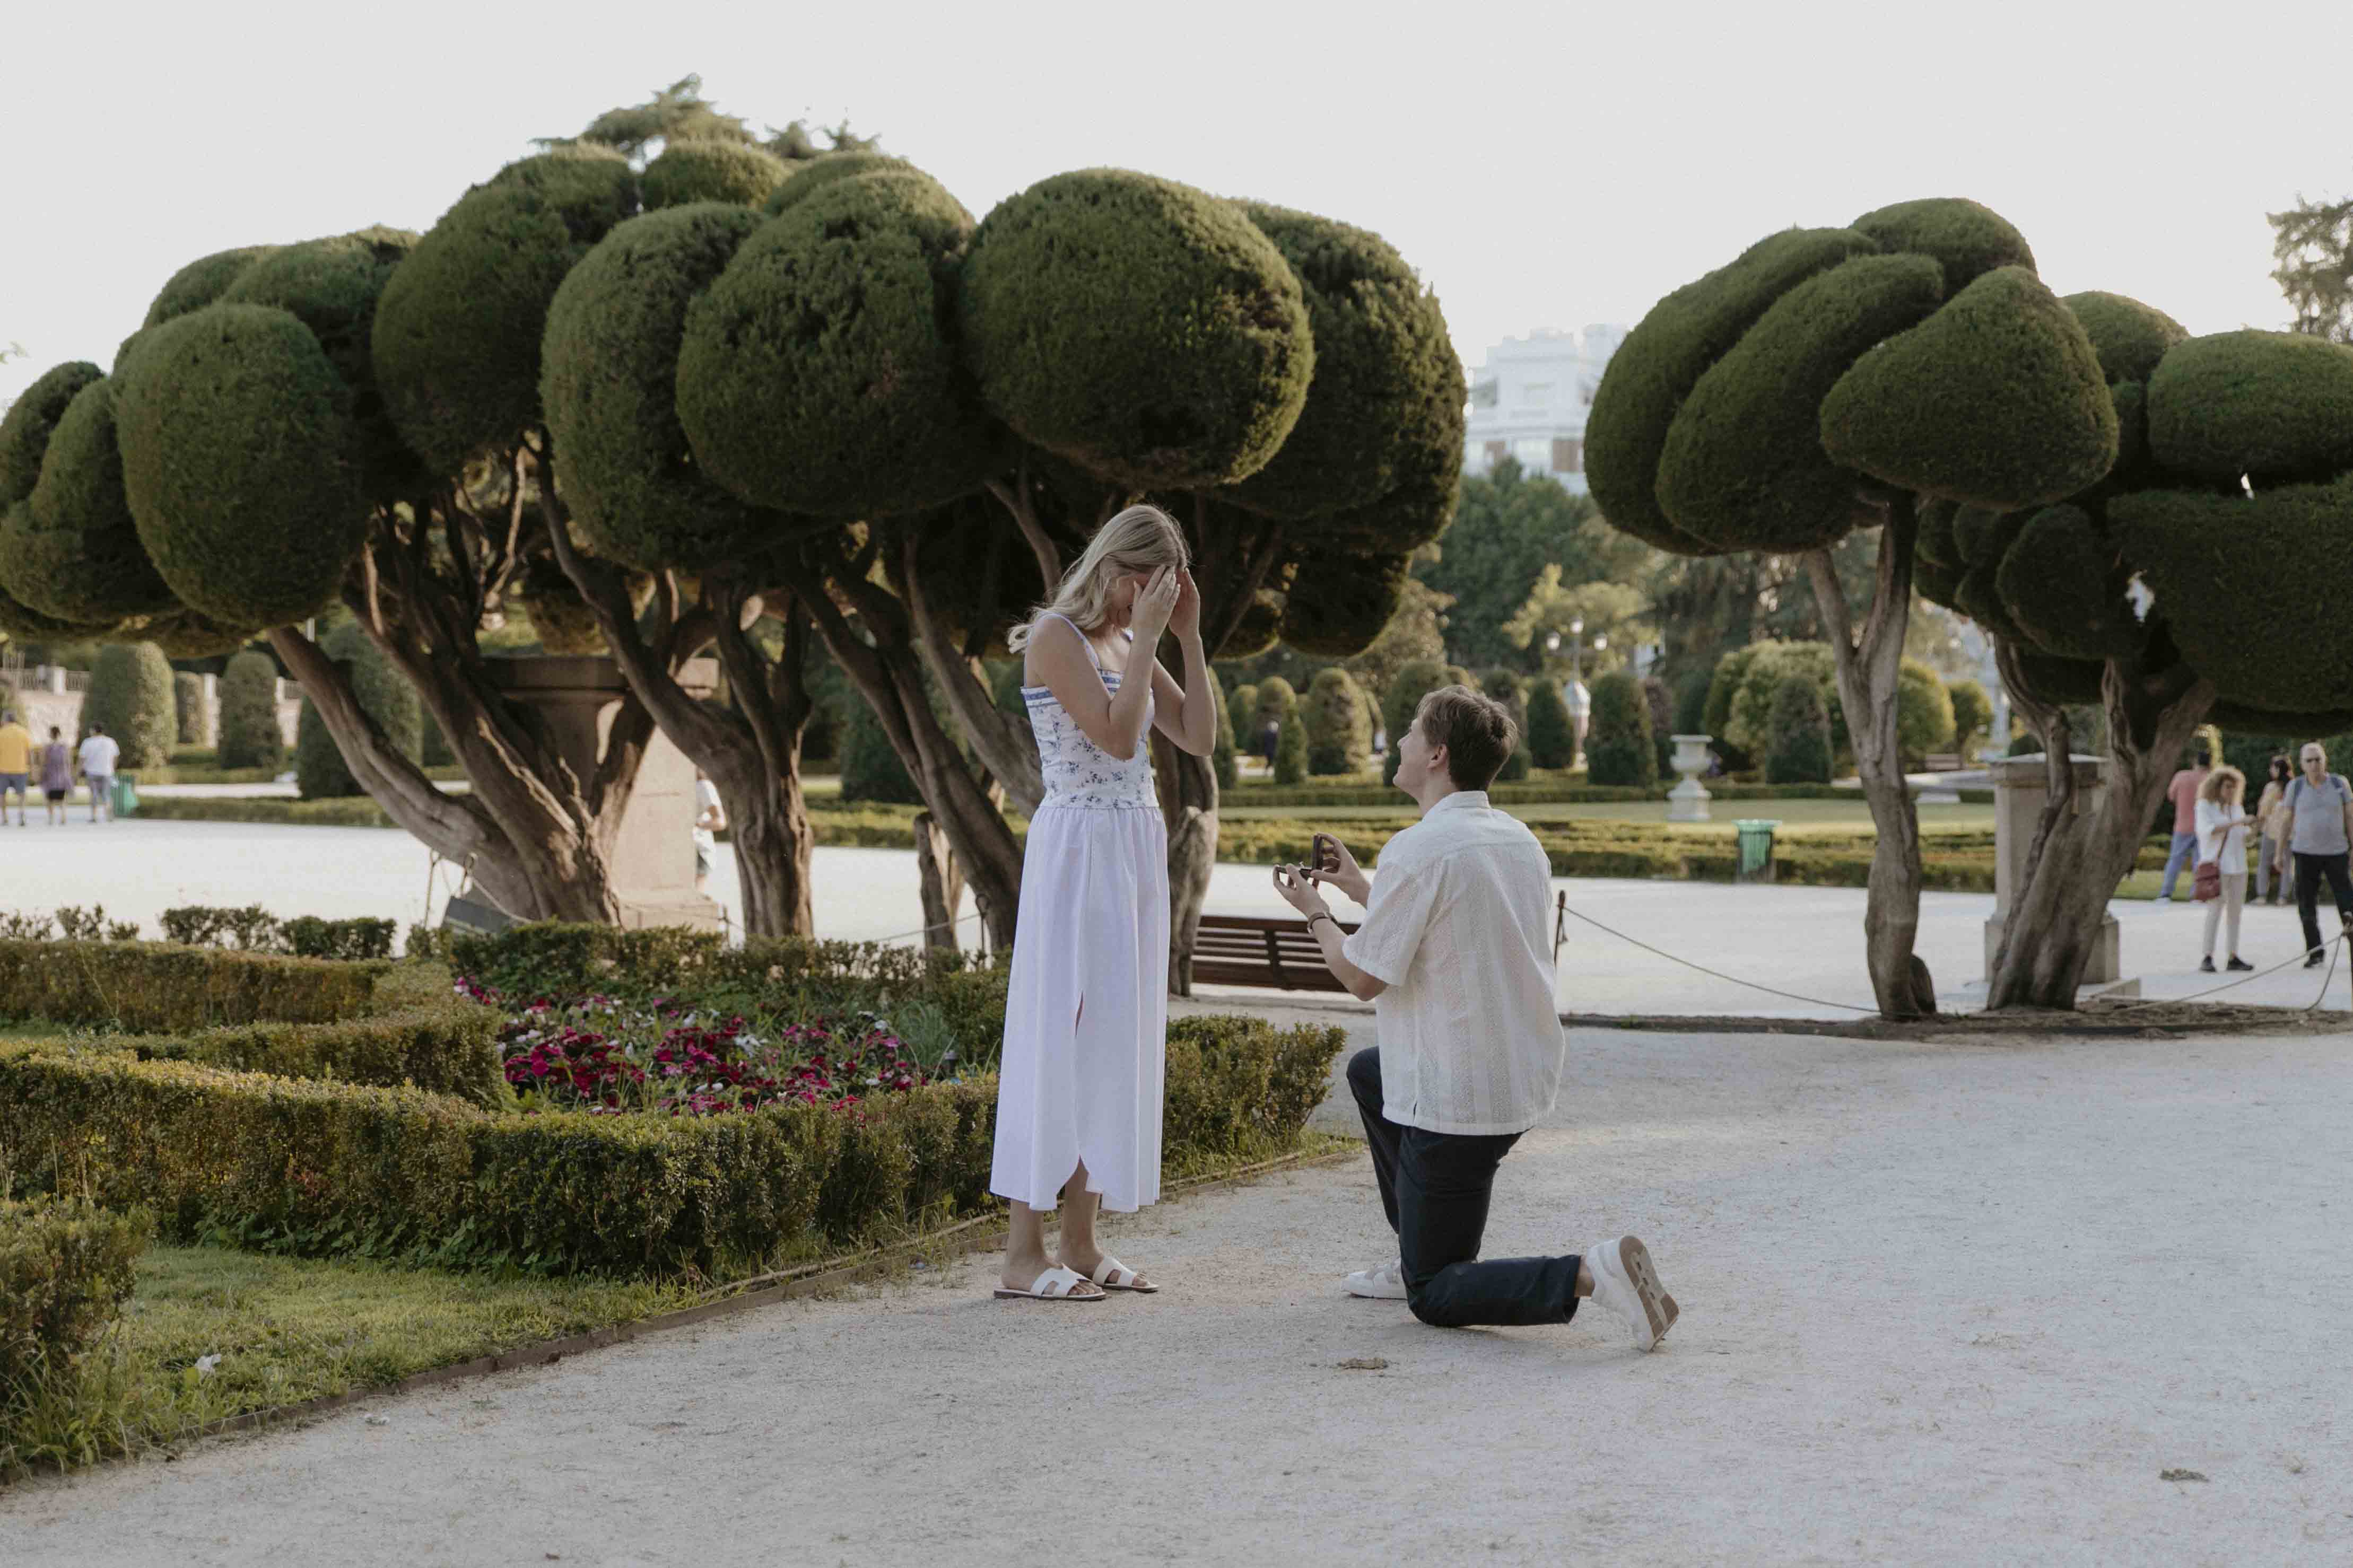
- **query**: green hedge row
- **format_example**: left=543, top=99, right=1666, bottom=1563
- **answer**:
left=1, top=1197, right=152, bottom=1398
left=0, top=1017, right=1346, bottom=1278
left=0, top=940, right=391, bottom=1032
left=0, top=943, right=503, bottom=1106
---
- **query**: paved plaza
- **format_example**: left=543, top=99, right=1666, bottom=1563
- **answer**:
left=5, top=1019, right=2344, bottom=1565
left=0, top=817, right=2344, bottom=1018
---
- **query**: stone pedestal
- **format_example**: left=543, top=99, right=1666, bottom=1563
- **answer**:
left=1984, top=751, right=2118, bottom=983
left=484, top=656, right=724, bottom=932
left=1667, top=734, right=1714, bottom=822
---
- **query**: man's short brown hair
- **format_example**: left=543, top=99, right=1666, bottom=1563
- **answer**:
left=1414, top=685, right=1518, bottom=791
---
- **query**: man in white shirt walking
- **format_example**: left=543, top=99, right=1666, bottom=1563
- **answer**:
left=1273, top=685, right=1679, bottom=1350
left=77, top=724, right=120, bottom=825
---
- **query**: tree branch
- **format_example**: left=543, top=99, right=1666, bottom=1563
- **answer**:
left=984, top=451, right=1061, bottom=586
left=897, top=527, right=1044, bottom=813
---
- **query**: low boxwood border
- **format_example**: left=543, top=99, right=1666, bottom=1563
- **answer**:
left=1, top=1197, right=152, bottom=1400
left=0, top=1016, right=1346, bottom=1279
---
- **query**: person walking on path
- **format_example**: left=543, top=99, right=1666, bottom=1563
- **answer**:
left=691, top=769, right=725, bottom=896
left=77, top=724, right=118, bottom=825
left=2155, top=746, right=2213, bottom=903
left=2254, top=754, right=2295, bottom=906
left=2193, top=766, right=2256, bottom=974
left=2286, top=741, right=2353, bottom=967
left=989, top=505, right=1214, bottom=1303
left=0, top=711, right=30, bottom=828
left=38, top=726, right=73, bottom=826
left=1273, top=684, right=1679, bottom=1351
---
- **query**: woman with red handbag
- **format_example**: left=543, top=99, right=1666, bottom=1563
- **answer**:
left=2193, top=766, right=2258, bottom=973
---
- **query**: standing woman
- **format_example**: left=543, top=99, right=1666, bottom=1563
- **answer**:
left=2194, top=765, right=2256, bottom=973
left=38, top=727, right=73, bottom=826
left=991, top=505, right=1216, bottom=1301
left=2255, top=753, right=2294, bottom=905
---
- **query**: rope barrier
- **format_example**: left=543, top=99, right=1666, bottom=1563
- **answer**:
left=1557, top=898, right=2352, bottom=1018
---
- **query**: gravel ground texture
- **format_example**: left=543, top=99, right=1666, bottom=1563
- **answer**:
left=5, top=1023, right=2348, bottom=1566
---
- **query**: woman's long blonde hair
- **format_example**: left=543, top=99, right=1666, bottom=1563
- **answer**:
left=1005, top=504, right=1190, bottom=653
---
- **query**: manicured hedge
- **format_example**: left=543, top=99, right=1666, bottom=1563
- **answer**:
left=0, top=939, right=387, bottom=1032
left=0, top=1017, right=1346, bottom=1278
left=116, top=1002, right=506, bottom=1110
left=0, top=1197, right=152, bottom=1398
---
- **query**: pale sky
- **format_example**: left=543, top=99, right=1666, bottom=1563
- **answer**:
left=6, top=0, right=2347, bottom=408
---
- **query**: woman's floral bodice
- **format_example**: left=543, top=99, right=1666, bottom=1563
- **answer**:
left=1023, top=670, right=1157, bottom=810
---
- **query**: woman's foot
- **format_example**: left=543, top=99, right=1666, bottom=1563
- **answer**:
left=1000, top=1259, right=1103, bottom=1299
left=2199, top=956, right=2216, bottom=973
left=1057, top=1245, right=1152, bottom=1293
left=2227, top=956, right=2255, bottom=971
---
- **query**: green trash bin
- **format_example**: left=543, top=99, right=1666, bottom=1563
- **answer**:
left=1734, top=819, right=1778, bottom=882
left=110, top=774, right=138, bottom=818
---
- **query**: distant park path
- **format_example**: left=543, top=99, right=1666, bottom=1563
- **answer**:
left=5, top=1022, right=2348, bottom=1565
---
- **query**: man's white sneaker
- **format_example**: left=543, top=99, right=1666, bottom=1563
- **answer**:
left=1584, top=1236, right=1678, bottom=1351
left=1344, top=1260, right=1409, bottom=1300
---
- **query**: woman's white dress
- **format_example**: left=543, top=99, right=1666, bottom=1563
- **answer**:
left=989, top=619, right=1168, bottom=1214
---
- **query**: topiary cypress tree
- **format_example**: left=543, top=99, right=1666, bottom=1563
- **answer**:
left=80, top=643, right=177, bottom=771
left=296, top=621, right=423, bottom=798
left=1212, top=687, right=1239, bottom=791
left=1253, top=675, right=1298, bottom=734
left=1588, top=198, right=2118, bottom=1017
left=642, top=139, right=789, bottom=211
left=1766, top=672, right=1834, bottom=784
left=1303, top=667, right=1372, bottom=775
left=1895, top=659, right=1955, bottom=765
left=1584, top=670, right=1658, bottom=787
left=1948, top=678, right=1992, bottom=760
left=173, top=670, right=207, bottom=748
left=1525, top=678, right=1576, bottom=769
left=1274, top=712, right=1309, bottom=785
left=216, top=650, right=283, bottom=772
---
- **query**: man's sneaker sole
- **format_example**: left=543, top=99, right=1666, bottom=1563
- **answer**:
left=1616, top=1237, right=1677, bottom=1350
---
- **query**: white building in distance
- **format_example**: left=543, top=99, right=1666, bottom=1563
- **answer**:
left=1463, top=325, right=1629, bottom=495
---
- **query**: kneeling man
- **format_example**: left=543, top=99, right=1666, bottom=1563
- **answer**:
left=1274, top=685, right=1679, bottom=1350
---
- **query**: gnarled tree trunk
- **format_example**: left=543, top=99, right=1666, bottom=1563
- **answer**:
left=1802, top=495, right=1937, bottom=1019
left=1985, top=649, right=2212, bottom=1009
left=545, top=504, right=816, bottom=940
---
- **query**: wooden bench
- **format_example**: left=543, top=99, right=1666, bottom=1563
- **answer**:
left=1195, top=894, right=1572, bottom=991
left=1193, top=914, right=1361, bottom=991
left=1922, top=754, right=1965, bottom=773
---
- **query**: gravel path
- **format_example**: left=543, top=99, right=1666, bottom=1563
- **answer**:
left=6, top=1024, right=2348, bottom=1565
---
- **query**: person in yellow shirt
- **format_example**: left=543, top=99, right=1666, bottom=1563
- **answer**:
left=0, top=712, right=30, bottom=827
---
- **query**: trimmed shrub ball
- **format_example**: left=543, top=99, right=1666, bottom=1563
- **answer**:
left=2145, top=330, right=2353, bottom=489
left=761, top=151, right=916, bottom=216
left=4, top=377, right=178, bottom=625
left=115, top=304, right=369, bottom=630
left=0, top=360, right=103, bottom=507
left=372, top=147, right=642, bottom=472
left=1657, top=254, right=1946, bottom=553
left=218, top=226, right=421, bottom=502
left=1585, top=225, right=1879, bottom=556
left=678, top=171, right=1004, bottom=522
left=642, top=139, right=789, bottom=211
left=959, top=169, right=1312, bottom=491
left=1276, top=550, right=1412, bottom=658
left=1226, top=203, right=1460, bottom=520
left=1303, top=667, right=1372, bottom=775
left=0, top=505, right=92, bottom=637
left=138, top=246, right=279, bottom=332
left=2061, top=291, right=2189, bottom=387
left=1850, top=197, right=2034, bottom=291
left=1765, top=671, right=1833, bottom=784
left=1820, top=266, right=2117, bottom=511
left=541, top=202, right=774, bottom=570
left=1994, top=504, right=2143, bottom=661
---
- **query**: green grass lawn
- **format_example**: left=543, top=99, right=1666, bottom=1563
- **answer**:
left=3, top=1245, right=693, bottom=1474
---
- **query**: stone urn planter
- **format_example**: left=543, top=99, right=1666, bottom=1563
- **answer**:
left=1667, top=734, right=1714, bottom=822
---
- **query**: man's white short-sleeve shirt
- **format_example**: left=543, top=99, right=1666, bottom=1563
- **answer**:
left=78, top=734, right=119, bottom=777
left=1340, top=790, right=1564, bottom=1135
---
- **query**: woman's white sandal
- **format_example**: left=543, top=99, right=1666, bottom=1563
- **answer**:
left=994, top=1266, right=1104, bottom=1301
left=1085, top=1256, right=1158, bottom=1294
